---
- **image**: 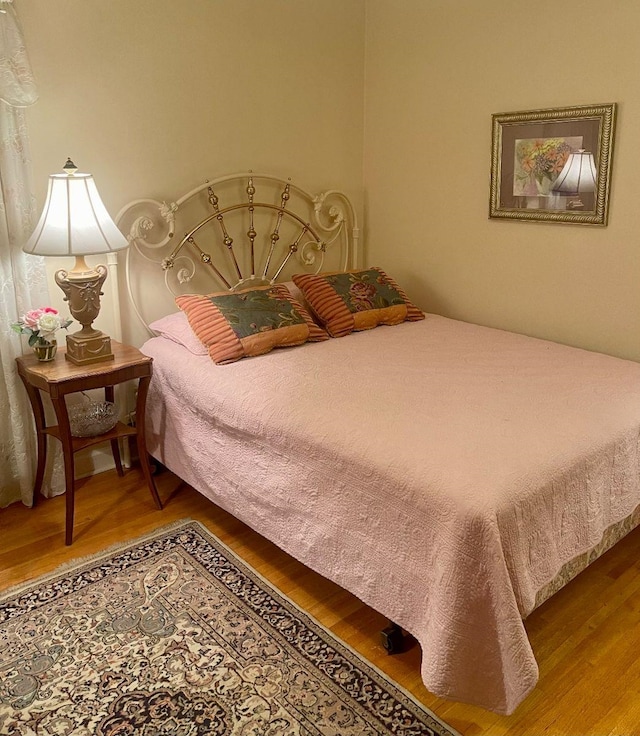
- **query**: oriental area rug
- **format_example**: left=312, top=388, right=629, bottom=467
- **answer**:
left=0, top=520, right=459, bottom=736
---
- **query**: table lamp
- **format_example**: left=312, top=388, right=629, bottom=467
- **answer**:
left=552, top=149, right=597, bottom=210
left=23, top=159, right=128, bottom=365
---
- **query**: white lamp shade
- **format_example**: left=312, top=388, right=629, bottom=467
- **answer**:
left=552, top=150, right=597, bottom=195
left=23, top=172, right=128, bottom=257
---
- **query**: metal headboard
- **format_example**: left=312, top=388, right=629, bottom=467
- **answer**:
left=116, top=171, right=359, bottom=333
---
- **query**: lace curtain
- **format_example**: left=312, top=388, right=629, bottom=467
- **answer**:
left=0, top=2, right=63, bottom=507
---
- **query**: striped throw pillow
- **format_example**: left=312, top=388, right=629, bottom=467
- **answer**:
left=176, top=283, right=328, bottom=364
left=292, top=268, right=424, bottom=338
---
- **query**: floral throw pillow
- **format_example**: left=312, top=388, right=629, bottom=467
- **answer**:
left=292, top=268, right=424, bottom=337
left=176, top=283, right=328, bottom=364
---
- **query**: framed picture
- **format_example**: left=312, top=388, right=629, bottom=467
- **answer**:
left=489, top=103, right=617, bottom=225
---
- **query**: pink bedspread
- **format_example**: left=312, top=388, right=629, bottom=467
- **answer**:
left=141, top=315, right=640, bottom=713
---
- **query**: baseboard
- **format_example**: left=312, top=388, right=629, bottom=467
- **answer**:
left=74, top=446, right=116, bottom=479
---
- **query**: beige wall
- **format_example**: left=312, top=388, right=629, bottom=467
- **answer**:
left=19, top=0, right=365, bottom=342
left=364, top=0, right=640, bottom=360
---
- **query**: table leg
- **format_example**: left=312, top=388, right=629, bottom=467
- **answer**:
left=51, top=395, right=76, bottom=545
left=104, top=386, right=124, bottom=476
left=18, top=373, right=47, bottom=506
left=136, top=376, right=163, bottom=510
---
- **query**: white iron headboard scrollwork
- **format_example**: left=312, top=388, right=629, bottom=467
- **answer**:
left=116, top=172, right=359, bottom=335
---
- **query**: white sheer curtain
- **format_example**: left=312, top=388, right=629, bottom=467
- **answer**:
left=0, top=2, right=62, bottom=507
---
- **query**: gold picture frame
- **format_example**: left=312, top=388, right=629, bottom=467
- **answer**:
left=490, top=103, right=617, bottom=225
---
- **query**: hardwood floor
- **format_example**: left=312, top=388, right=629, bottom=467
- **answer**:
left=2, top=466, right=640, bottom=735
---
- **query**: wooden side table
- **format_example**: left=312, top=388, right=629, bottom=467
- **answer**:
left=16, top=340, right=163, bottom=545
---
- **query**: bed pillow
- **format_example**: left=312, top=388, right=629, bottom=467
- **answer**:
left=292, top=267, right=425, bottom=337
left=149, top=311, right=208, bottom=355
left=175, top=283, right=328, bottom=364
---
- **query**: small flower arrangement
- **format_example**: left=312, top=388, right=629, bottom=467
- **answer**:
left=11, top=307, right=72, bottom=346
left=514, top=137, right=575, bottom=196
left=517, top=138, right=573, bottom=183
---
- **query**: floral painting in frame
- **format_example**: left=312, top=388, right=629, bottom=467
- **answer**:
left=489, top=103, right=616, bottom=225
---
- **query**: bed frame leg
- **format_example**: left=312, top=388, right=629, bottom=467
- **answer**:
left=380, top=622, right=404, bottom=654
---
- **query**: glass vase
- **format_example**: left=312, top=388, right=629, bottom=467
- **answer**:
left=33, top=338, right=57, bottom=362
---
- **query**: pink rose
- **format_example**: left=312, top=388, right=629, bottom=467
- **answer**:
left=22, top=308, right=44, bottom=328
left=43, top=307, right=58, bottom=314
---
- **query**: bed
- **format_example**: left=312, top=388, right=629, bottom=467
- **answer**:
left=116, top=173, right=640, bottom=715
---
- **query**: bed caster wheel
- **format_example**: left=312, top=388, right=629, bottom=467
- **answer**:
left=381, top=622, right=404, bottom=654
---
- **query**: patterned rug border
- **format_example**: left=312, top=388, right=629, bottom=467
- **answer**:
left=1, top=518, right=461, bottom=736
